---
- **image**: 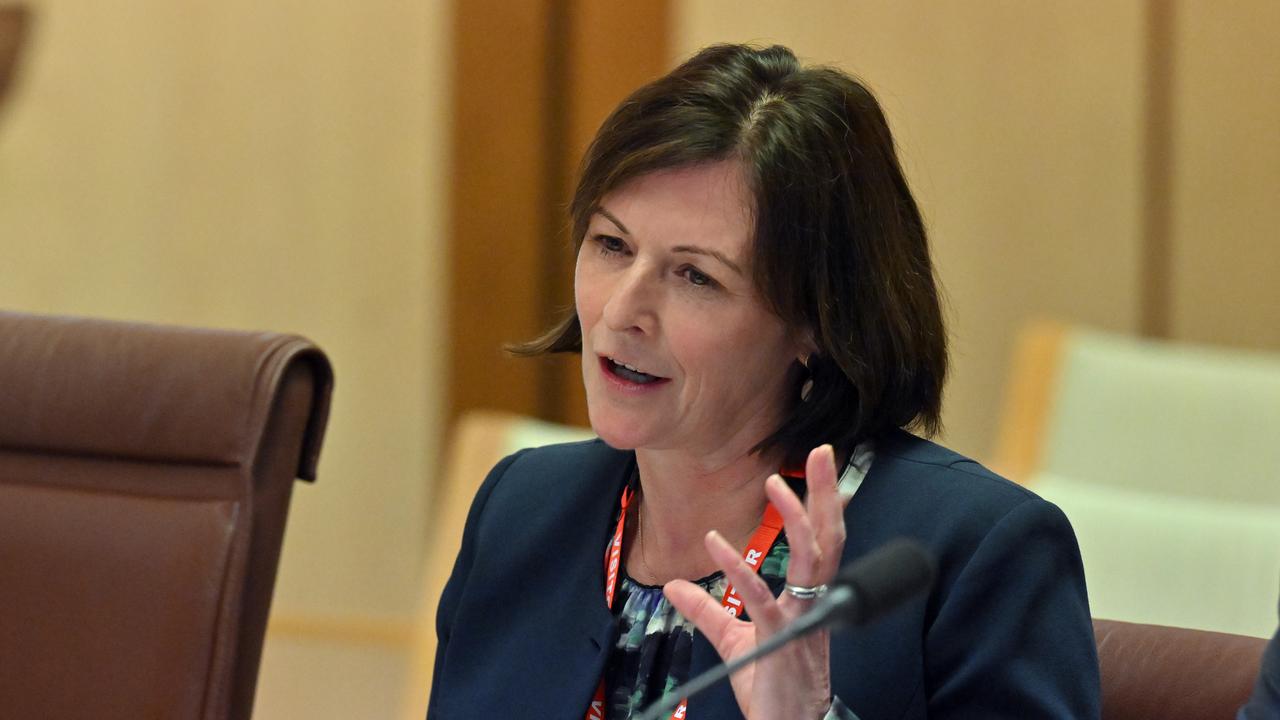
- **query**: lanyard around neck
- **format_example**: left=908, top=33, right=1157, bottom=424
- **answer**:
left=587, top=474, right=789, bottom=720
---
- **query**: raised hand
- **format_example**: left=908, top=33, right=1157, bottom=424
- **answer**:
left=664, top=444, right=846, bottom=719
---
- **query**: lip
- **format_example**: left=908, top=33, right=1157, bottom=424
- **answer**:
left=597, top=355, right=671, bottom=394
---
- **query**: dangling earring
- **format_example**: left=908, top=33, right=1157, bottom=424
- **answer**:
left=799, top=356, right=814, bottom=402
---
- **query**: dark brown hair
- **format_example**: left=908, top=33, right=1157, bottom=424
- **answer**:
left=518, top=43, right=947, bottom=459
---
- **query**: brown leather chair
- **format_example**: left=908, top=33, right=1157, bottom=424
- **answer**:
left=1095, top=618, right=1268, bottom=720
left=0, top=311, right=333, bottom=720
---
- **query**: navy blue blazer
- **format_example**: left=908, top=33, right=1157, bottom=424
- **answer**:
left=429, top=430, right=1100, bottom=719
left=1240, top=604, right=1280, bottom=719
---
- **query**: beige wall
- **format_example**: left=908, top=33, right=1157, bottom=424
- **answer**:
left=0, top=1, right=449, bottom=716
left=1170, top=0, right=1280, bottom=349
left=674, top=1, right=1280, bottom=461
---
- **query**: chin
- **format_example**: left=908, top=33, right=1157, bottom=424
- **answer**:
left=586, top=416, right=641, bottom=451
left=592, top=432, right=639, bottom=451
left=585, top=405, right=650, bottom=451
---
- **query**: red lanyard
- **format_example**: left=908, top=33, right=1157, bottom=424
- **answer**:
left=586, top=479, right=787, bottom=720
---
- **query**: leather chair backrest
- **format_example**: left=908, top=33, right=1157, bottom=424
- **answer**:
left=1095, top=618, right=1268, bottom=720
left=0, top=311, right=333, bottom=720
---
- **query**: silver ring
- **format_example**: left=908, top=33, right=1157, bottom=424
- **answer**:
left=784, top=583, right=828, bottom=600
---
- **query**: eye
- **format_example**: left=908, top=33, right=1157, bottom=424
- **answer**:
left=593, top=234, right=628, bottom=256
left=679, top=265, right=718, bottom=289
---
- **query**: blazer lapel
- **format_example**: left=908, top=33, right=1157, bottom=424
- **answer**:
left=513, top=452, right=629, bottom=720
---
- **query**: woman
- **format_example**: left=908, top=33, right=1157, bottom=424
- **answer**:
left=429, top=44, right=1099, bottom=719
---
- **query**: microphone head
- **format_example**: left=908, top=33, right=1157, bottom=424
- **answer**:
left=833, top=537, right=936, bottom=626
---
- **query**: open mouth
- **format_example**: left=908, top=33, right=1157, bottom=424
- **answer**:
left=602, top=356, right=667, bottom=386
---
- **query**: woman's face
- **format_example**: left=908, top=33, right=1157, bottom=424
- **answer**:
left=575, top=160, right=806, bottom=460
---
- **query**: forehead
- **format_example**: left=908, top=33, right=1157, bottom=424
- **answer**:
left=598, top=161, right=755, bottom=250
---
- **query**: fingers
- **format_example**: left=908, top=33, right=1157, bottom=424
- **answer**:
left=705, top=530, right=786, bottom=631
left=664, top=578, right=741, bottom=653
left=669, top=446, right=849, bottom=662
left=766, top=446, right=847, bottom=600
left=665, top=527, right=791, bottom=660
left=765, top=474, right=824, bottom=588
left=805, top=445, right=846, bottom=572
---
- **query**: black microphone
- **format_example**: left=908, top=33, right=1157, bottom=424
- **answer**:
left=632, top=538, right=936, bottom=720
left=829, top=537, right=937, bottom=626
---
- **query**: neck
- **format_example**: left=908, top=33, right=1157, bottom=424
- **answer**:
left=627, top=444, right=782, bottom=584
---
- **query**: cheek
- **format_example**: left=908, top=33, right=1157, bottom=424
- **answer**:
left=573, top=253, right=600, bottom=329
left=699, top=319, right=796, bottom=393
left=671, top=322, right=758, bottom=391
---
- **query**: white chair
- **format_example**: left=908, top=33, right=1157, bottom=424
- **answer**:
left=993, top=322, right=1280, bottom=637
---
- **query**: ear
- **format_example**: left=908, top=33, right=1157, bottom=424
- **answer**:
left=793, top=327, right=819, bottom=365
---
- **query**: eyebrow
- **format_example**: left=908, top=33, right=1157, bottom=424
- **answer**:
left=594, top=207, right=630, bottom=235
left=592, top=207, right=745, bottom=276
left=671, top=245, right=744, bottom=276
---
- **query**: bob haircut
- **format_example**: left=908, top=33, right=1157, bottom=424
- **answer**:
left=517, top=43, right=947, bottom=461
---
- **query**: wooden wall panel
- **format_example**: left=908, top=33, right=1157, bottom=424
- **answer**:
left=1140, top=0, right=1176, bottom=338
left=448, top=1, right=555, bottom=422
left=553, top=1, right=671, bottom=427
left=449, top=0, right=669, bottom=428
left=0, top=5, right=28, bottom=109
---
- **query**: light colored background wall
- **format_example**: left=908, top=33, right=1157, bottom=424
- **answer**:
left=1, top=1, right=1277, bottom=717
left=0, top=1, right=448, bottom=716
left=1169, top=1, right=1280, bottom=349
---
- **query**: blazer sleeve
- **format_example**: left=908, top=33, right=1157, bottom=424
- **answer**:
left=925, top=497, right=1101, bottom=719
left=428, top=449, right=526, bottom=716
left=1239, top=607, right=1280, bottom=719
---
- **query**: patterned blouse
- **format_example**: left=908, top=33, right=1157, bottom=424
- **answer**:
left=602, top=447, right=874, bottom=720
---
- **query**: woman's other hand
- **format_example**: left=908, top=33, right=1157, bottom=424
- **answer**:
left=665, top=444, right=845, bottom=720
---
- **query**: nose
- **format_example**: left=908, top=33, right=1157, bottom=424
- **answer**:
left=601, top=265, right=656, bottom=335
